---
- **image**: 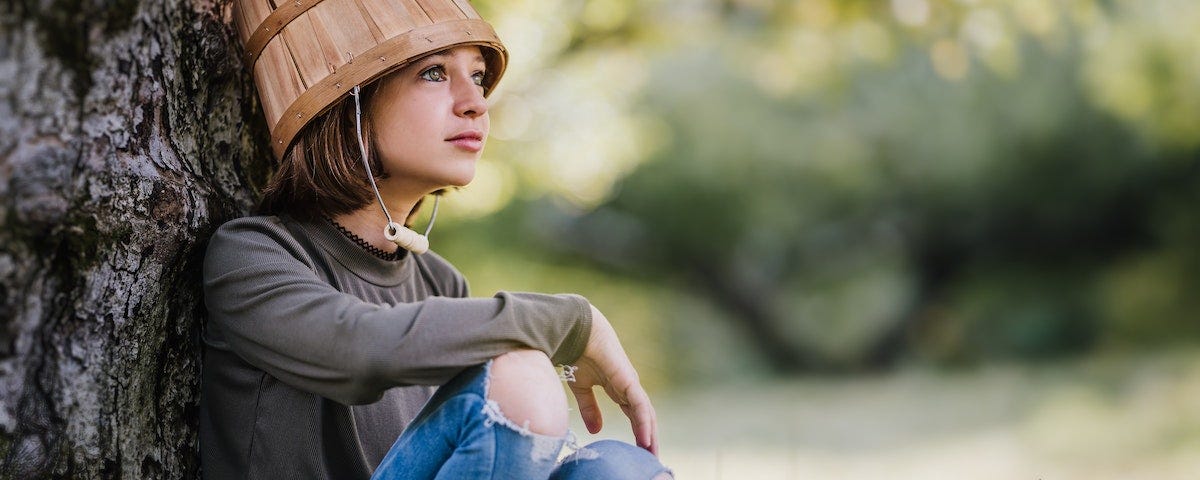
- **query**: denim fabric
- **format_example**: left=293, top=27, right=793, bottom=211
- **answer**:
left=550, top=440, right=672, bottom=479
left=370, top=362, right=672, bottom=480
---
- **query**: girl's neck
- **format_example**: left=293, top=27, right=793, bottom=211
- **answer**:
left=332, top=197, right=419, bottom=254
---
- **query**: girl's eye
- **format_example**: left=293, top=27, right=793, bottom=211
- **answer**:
left=418, top=65, right=486, bottom=89
left=420, top=66, right=447, bottom=82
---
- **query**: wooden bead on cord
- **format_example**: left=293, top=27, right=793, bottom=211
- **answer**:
left=385, top=222, right=429, bottom=254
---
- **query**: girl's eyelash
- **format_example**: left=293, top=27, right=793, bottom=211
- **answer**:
left=417, top=65, right=487, bottom=83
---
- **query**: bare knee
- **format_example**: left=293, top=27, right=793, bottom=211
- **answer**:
left=487, top=349, right=568, bottom=436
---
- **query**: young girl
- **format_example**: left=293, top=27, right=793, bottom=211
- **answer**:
left=202, top=1, right=671, bottom=479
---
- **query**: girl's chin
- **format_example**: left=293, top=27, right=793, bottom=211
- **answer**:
left=391, top=164, right=475, bottom=192
left=444, top=171, right=476, bottom=187
left=418, top=182, right=468, bottom=195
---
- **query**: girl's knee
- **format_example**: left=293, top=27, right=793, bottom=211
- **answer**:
left=486, top=349, right=568, bottom=437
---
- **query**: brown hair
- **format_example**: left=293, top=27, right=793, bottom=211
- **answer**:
left=256, top=86, right=387, bottom=221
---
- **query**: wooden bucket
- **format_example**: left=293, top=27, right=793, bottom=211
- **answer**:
left=233, top=0, right=508, bottom=160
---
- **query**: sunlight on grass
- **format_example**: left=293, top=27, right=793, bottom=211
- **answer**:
left=565, top=349, right=1200, bottom=479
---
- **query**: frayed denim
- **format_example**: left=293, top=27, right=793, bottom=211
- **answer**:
left=370, top=362, right=672, bottom=480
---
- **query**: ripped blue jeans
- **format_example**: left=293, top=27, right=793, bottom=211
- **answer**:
left=370, top=362, right=672, bottom=480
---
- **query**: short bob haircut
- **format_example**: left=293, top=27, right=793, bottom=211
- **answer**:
left=257, top=84, right=390, bottom=222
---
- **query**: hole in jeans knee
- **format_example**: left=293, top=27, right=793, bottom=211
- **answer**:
left=479, top=399, right=565, bottom=462
left=485, top=350, right=568, bottom=437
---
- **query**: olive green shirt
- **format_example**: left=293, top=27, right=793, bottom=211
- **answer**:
left=200, top=216, right=592, bottom=479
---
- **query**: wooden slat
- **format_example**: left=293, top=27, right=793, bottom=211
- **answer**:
left=449, top=0, right=480, bottom=20
left=279, top=14, right=332, bottom=87
left=242, top=0, right=334, bottom=69
left=451, top=0, right=477, bottom=19
left=254, top=37, right=306, bottom=126
left=351, top=0, right=386, bottom=43
left=395, top=0, right=434, bottom=26
left=232, top=3, right=251, bottom=42
left=414, top=0, right=463, bottom=23
left=306, top=14, right=351, bottom=75
left=308, top=0, right=378, bottom=73
left=247, top=0, right=274, bottom=24
left=365, top=0, right=420, bottom=38
left=237, top=0, right=274, bottom=44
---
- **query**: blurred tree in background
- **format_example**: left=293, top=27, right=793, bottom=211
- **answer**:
left=438, top=0, right=1200, bottom=380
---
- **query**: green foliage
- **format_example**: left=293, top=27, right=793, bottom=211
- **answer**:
left=447, top=0, right=1200, bottom=375
left=558, top=33, right=1186, bottom=369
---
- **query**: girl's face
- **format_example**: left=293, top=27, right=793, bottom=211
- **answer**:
left=370, top=46, right=490, bottom=194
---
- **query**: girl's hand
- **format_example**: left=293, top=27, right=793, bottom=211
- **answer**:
left=568, top=305, right=660, bottom=456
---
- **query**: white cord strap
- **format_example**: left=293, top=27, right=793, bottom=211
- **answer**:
left=350, top=85, right=439, bottom=254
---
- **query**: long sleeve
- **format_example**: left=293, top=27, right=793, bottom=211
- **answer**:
left=202, top=217, right=592, bottom=405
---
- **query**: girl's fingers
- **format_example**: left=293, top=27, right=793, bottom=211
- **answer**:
left=572, top=387, right=604, bottom=434
left=650, top=409, right=660, bottom=455
left=616, top=384, right=657, bottom=455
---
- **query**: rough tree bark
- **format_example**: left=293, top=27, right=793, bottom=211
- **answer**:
left=0, top=1, right=268, bottom=478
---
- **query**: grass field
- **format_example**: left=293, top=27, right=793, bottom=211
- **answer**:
left=565, top=348, right=1200, bottom=479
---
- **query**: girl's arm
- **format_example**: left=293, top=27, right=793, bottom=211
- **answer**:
left=202, top=217, right=591, bottom=405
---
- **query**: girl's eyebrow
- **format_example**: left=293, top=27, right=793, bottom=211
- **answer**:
left=414, top=54, right=447, bottom=66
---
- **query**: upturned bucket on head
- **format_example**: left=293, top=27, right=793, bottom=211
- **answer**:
left=232, top=0, right=508, bottom=160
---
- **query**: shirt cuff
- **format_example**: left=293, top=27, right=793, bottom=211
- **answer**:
left=551, top=293, right=593, bottom=365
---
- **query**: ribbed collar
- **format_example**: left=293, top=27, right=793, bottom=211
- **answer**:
left=290, top=216, right=417, bottom=287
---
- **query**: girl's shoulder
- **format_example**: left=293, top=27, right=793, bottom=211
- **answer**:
left=204, top=215, right=318, bottom=276
left=209, top=215, right=303, bottom=253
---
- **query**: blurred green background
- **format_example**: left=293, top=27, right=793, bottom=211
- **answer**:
left=426, top=0, right=1200, bottom=477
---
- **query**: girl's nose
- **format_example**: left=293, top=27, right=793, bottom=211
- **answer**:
left=453, top=75, right=488, bottom=118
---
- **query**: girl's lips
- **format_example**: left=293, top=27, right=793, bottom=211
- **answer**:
left=446, top=132, right=484, bottom=152
left=447, top=137, right=483, bottom=152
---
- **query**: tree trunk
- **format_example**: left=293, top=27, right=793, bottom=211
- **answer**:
left=0, top=1, right=268, bottom=478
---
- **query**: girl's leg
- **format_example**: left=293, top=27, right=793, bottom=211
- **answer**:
left=550, top=440, right=674, bottom=480
left=371, top=350, right=569, bottom=480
